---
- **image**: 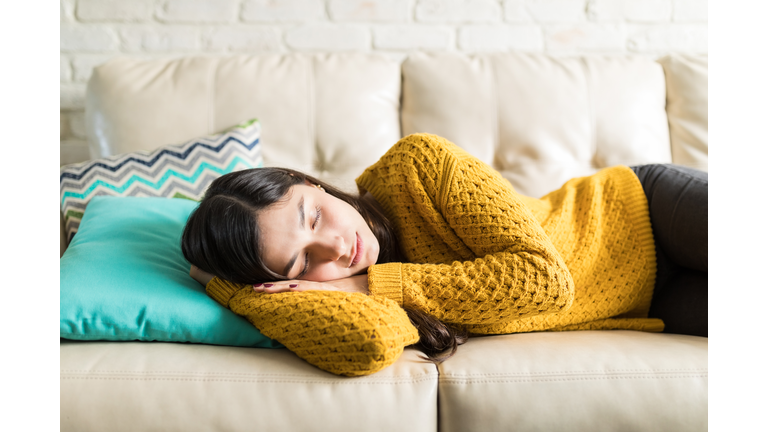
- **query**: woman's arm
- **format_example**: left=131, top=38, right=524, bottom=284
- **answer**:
left=370, top=248, right=573, bottom=326
left=205, top=277, right=418, bottom=377
left=359, top=134, right=575, bottom=326
left=189, top=265, right=214, bottom=286
left=252, top=274, right=369, bottom=295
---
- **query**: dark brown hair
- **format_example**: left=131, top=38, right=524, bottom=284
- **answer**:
left=181, top=167, right=467, bottom=363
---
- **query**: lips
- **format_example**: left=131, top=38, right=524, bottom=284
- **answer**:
left=350, top=233, right=364, bottom=267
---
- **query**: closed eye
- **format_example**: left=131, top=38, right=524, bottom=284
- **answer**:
left=299, top=254, right=309, bottom=279
left=298, top=206, right=322, bottom=278
left=312, top=206, right=321, bottom=229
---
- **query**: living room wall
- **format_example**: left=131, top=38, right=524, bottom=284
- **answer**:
left=60, top=0, right=708, bottom=166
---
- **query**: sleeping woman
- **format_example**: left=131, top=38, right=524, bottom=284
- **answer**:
left=181, top=133, right=708, bottom=377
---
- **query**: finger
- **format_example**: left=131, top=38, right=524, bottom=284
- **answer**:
left=288, top=285, right=317, bottom=292
left=252, top=283, right=286, bottom=291
left=254, top=283, right=296, bottom=294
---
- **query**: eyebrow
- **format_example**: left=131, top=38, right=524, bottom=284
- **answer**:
left=282, top=196, right=305, bottom=277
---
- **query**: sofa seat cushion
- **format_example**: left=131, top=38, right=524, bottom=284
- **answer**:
left=61, top=341, right=438, bottom=432
left=437, top=331, right=707, bottom=432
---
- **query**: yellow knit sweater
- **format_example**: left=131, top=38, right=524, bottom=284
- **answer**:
left=206, top=134, right=661, bottom=376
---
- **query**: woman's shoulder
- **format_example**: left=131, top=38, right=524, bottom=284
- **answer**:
left=356, top=134, right=464, bottom=208
left=385, top=133, right=468, bottom=162
left=360, top=134, right=497, bottom=188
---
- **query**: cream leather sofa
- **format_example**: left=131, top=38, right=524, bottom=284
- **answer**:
left=60, top=52, right=708, bottom=432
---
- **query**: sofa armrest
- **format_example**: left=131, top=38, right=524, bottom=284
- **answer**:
left=60, top=210, right=68, bottom=257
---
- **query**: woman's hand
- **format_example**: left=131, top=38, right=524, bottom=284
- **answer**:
left=253, top=274, right=369, bottom=295
left=189, top=265, right=215, bottom=287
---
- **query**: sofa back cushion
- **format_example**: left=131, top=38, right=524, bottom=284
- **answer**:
left=657, top=54, right=708, bottom=172
left=86, top=54, right=402, bottom=192
left=85, top=52, right=707, bottom=199
left=401, top=53, right=672, bottom=198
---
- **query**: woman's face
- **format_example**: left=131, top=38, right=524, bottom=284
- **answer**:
left=258, top=183, right=380, bottom=282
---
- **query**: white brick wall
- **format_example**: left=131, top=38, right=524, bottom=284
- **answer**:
left=242, top=0, right=326, bottom=22
left=330, top=0, right=410, bottom=22
left=59, top=0, right=708, bottom=165
left=415, top=0, right=503, bottom=23
left=77, top=0, right=156, bottom=22
left=459, top=24, right=542, bottom=51
left=157, top=0, right=240, bottom=23
left=373, top=25, right=453, bottom=50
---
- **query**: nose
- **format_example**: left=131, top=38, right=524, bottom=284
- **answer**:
left=312, top=234, right=346, bottom=262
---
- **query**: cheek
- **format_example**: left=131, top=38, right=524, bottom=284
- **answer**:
left=303, top=263, right=345, bottom=282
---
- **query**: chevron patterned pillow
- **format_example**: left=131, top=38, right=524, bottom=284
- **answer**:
left=60, top=119, right=262, bottom=242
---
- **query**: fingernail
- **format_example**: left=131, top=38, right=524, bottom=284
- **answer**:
left=289, top=284, right=298, bottom=288
left=253, top=283, right=263, bottom=287
left=264, top=284, right=274, bottom=287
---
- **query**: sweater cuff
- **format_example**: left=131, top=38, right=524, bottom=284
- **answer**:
left=367, top=262, right=403, bottom=306
left=206, top=277, right=246, bottom=308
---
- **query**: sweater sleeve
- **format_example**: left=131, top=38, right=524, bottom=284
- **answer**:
left=206, top=278, right=419, bottom=377
left=359, top=134, right=575, bottom=326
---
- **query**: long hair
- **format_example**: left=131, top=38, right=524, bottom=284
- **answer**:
left=181, top=167, right=467, bottom=363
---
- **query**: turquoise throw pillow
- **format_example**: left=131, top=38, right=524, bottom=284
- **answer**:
left=60, top=195, right=283, bottom=348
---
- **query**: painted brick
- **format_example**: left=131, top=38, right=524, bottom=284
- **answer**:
left=72, top=55, right=114, bottom=82
left=586, top=0, right=624, bottom=22
left=77, top=0, right=154, bottom=22
left=205, top=27, right=283, bottom=51
left=67, top=111, right=87, bottom=139
left=503, top=0, right=533, bottom=23
left=459, top=24, right=543, bottom=51
left=588, top=0, right=673, bottom=23
left=157, top=0, right=239, bottom=23
left=627, top=23, right=707, bottom=52
left=624, top=0, right=671, bottom=22
left=61, top=84, right=87, bottom=110
left=330, top=0, right=409, bottom=22
left=121, top=27, right=201, bottom=52
left=673, top=0, right=708, bottom=22
left=526, top=0, right=586, bottom=23
left=415, top=0, right=502, bottom=23
left=545, top=23, right=625, bottom=51
left=61, top=56, right=72, bottom=82
left=286, top=25, right=369, bottom=50
left=61, top=25, right=119, bottom=52
left=373, top=26, right=453, bottom=50
left=242, top=0, right=326, bottom=22
left=61, top=139, right=91, bottom=166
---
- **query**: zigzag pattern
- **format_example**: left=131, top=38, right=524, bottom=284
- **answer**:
left=60, top=119, right=262, bottom=241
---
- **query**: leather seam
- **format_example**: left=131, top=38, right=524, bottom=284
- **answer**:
left=309, top=54, right=317, bottom=170
left=61, top=376, right=439, bottom=385
left=60, top=369, right=436, bottom=378
left=439, top=374, right=708, bottom=384
left=439, top=368, right=708, bottom=377
left=582, top=57, right=599, bottom=168
left=489, top=54, right=500, bottom=156
left=207, top=58, right=216, bottom=134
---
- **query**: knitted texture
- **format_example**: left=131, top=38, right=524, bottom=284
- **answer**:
left=206, top=133, right=661, bottom=376
left=357, top=134, right=660, bottom=334
left=207, top=280, right=418, bottom=377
